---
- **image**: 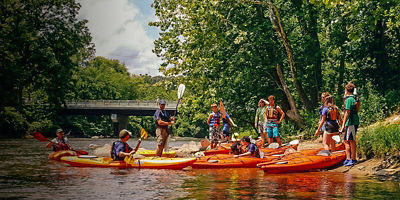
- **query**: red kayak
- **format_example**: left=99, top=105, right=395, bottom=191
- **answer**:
left=192, top=153, right=283, bottom=168
left=204, top=140, right=299, bottom=156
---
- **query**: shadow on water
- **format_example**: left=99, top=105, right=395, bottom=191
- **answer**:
left=0, top=138, right=399, bottom=199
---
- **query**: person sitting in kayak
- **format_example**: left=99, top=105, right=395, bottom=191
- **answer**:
left=264, top=95, right=285, bottom=147
left=234, top=136, right=260, bottom=158
left=111, top=129, right=136, bottom=161
left=46, top=129, right=72, bottom=151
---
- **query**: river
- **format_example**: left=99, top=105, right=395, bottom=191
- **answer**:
left=0, top=138, right=399, bottom=199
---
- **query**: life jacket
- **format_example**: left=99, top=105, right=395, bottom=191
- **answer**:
left=154, top=109, right=170, bottom=127
left=326, top=106, right=339, bottom=121
left=266, top=105, right=279, bottom=120
left=209, top=111, right=221, bottom=127
left=53, top=138, right=70, bottom=151
left=111, top=141, right=131, bottom=160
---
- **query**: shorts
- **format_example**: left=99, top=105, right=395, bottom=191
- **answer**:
left=156, top=127, right=168, bottom=146
left=325, top=121, right=339, bottom=133
left=209, top=127, right=220, bottom=142
left=265, top=121, right=279, bottom=138
left=222, top=129, right=230, bottom=137
left=344, top=125, right=358, bottom=141
left=257, top=122, right=266, bottom=133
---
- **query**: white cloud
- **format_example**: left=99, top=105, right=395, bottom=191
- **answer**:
left=78, top=0, right=162, bottom=76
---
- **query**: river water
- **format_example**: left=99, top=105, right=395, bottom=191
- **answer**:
left=0, top=138, right=399, bottom=199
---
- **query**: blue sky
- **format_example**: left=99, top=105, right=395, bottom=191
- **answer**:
left=78, top=0, right=162, bottom=76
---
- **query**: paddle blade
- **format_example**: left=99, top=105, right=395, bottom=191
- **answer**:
left=32, top=132, right=48, bottom=142
left=75, top=150, right=89, bottom=155
left=177, top=84, right=185, bottom=99
left=140, top=128, right=149, bottom=139
left=219, top=100, right=226, bottom=118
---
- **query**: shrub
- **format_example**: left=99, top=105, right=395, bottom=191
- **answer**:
left=357, top=123, right=400, bottom=158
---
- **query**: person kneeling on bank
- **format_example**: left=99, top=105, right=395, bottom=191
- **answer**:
left=234, top=136, right=260, bottom=158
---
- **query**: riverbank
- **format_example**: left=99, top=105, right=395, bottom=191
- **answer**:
left=298, top=138, right=400, bottom=181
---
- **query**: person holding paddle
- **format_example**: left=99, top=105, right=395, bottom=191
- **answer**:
left=154, top=99, right=175, bottom=157
left=111, top=129, right=135, bottom=161
left=46, top=129, right=72, bottom=151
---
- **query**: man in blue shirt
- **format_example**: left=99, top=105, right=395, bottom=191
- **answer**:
left=154, top=99, right=175, bottom=157
left=234, top=136, right=260, bottom=158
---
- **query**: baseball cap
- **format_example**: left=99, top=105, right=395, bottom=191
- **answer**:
left=159, top=99, right=166, bottom=105
left=56, top=129, right=64, bottom=133
left=119, top=129, right=132, bottom=138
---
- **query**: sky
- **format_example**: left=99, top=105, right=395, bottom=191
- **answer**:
left=77, top=0, right=162, bottom=76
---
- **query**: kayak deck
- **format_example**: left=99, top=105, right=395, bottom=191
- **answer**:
left=61, top=156, right=196, bottom=170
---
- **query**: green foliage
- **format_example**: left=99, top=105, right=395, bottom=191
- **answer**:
left=358, top=83, right=387, bottom=126
left=358, top=123, right=400, bottom=158
left=0, top=107, right=28, bottom=137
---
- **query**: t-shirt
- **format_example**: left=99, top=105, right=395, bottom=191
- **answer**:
left=222, top=113, right=231, bottom=132
left=256, top=107, right=266, bottom=123
left=111, top=141, right=133, bottom=161
left=50, top=137, right=70, bottom=151
left=154, top=109, right=171, bottom=128
left=246, top=143, right=260, bottom=158
left=344, top=96, right=360, bottom=126
left=51, top=137, right=69, bottom=145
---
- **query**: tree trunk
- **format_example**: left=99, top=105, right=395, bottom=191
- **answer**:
left=267, top=1, right=313, bottom=110
left=276, top=64, right=305, bottom=128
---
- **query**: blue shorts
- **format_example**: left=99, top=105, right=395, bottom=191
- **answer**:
left=265, top=122, right=279, bottom=138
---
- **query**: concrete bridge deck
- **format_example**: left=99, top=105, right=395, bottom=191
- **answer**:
left=59, top=100, right=178, bottom=116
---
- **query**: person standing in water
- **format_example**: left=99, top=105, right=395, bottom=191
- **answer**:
left=207, top=103, right=221, bottom=149
left=154, top=99, right=175, bottom=157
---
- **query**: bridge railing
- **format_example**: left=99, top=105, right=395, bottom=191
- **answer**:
left=64, top=100, right=177, bottom=109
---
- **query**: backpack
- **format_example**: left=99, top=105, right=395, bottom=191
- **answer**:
left=326, top=106, right=339, bottom=121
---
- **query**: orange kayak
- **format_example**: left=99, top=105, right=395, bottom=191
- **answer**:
left=261, top=150, right=346, bottom=173
left=61, top=156, right=196, bottom=170
left=204, top=142, right=299, bottom=156
left=192, top=153, right=283, bottom=168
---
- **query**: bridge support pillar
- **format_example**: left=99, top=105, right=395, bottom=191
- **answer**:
left=117, top=114, right=129, bottom=133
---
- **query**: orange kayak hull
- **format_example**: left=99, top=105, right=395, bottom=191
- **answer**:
left=192, top=154, right=279, bottom=168
left=261, top=150, right=346, bottom=173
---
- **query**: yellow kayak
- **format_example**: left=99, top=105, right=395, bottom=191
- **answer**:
left=136, top=150, right=176, bottom=158
left=61, top=156, right=196, bottom=170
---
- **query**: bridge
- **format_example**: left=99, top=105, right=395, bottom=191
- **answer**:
left=59, top=100, right=177, bottom=116
left=58, top=100, right=178, bottom=136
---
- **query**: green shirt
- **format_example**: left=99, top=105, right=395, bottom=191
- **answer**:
left=345, top=95, right=360, bottom=126
left=256, top=107, right=266, bottom=123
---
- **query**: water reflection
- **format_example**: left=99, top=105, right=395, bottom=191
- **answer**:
left=0, top=139, right=399, bottom=199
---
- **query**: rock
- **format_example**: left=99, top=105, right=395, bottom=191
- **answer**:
left=93, top=143, right=112, bottom=157
left=182, top=166, right=192, bottom=171
left=358, top=166, right=366, bottom=171
left=91, top=136, right=99, bottom=139
left=88, top=144, right=101, bottom=149
left=194, top=152, right=205, bottom=158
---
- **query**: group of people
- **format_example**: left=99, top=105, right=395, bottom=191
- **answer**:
left=47, top=82, right=360, bottom=166
left=315, top=82, right=360, bottom=166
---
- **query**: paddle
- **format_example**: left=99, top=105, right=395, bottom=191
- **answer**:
left=32, top=132, right=88, bottom=155
left=132, top=128, right=149, bottom=154
left=166, top=84, right=186, bottom=152
left=174, top=84, right=186, bottom=117
left=124, top=128, right=149, bottom=165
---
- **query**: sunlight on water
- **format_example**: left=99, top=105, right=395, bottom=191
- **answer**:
left=0, top=139, right=399, bottom=199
